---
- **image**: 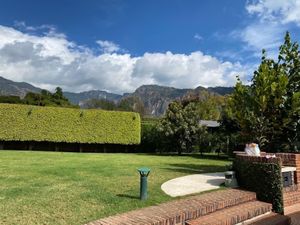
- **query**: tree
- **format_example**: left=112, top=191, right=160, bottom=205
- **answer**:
left=157, top=101, right=205, bottom=155
left=182, top=90, right=226, bottom=120
left=54, top=87, right=63, bottom=99
left=24, top=88, right=75, bottom=108
left=278, top=32, right=300, bottom=151
left=118, top=96, right=145, bottom=115
left=0, top=95, right=23, bottom=104
left=83, top=99, right=117, bottom=110
left=229, top=32, right=300, bottom=152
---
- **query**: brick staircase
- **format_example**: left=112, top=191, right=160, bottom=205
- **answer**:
left=85, top=189, right=291, bottom=225
left=185, top=201, right=272, bottom=225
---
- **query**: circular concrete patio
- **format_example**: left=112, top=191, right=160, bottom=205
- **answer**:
left=161, top=172, right=225, bottom=197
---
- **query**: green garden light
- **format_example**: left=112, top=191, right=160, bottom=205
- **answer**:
left=138, top=167, right=150, bottom=200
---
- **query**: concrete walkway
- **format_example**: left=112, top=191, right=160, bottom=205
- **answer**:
left=161, top=172, right=225, bottom=197
left=285, top=203, right=300, bottom=225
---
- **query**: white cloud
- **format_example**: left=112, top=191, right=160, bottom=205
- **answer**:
left=232, top=0, right=300, bottom=58
left=132, top=51, right=248, bottom=88
left=233, top=21, right=285, bottom=58
left=194, top=33, right=203, bottom=41
left=0, top=24, right=250, bottom=94
left=246, top=0, right=300, bottom=26
left=96, top=40, right=121, bottom=53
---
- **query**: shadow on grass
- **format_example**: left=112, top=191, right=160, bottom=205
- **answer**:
left=142, top=153, right=230, bottom=160
left=162, top=163, right=229, bottom=174
left=116, top=194, right=140, bottom=200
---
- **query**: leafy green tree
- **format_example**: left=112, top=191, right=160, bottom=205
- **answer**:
left=24, top=92, right=45, bottom=106
left=182, top=90, right=226, bottom=120
left=158, top=101, right=205, bottom=155
left=0, top=96, right=23, bottom=104
left=229, top=32, right=300, bottom=151
left=83, top=98, right=117, bottom=110
left=24, top=88, right=75, bottom=108
left=118, top=96, right=145, bottom=115
left=53, top=87, right=63, bottom=99
left=278, top=32, right=300, bottom=150
left=230, top=56, right=288, bottom=149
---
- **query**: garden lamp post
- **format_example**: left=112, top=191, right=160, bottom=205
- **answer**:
left=138, top=167, right=150, bottom=200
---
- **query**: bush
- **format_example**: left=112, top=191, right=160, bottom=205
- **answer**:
left=0, top=103, right=141, bottom=145
left=233, top=158, right=283, bottom=213
left=139, top=123, right=159, bottom=152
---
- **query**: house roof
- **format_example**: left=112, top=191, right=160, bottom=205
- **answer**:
left=199, top=120, right=220, bottom=128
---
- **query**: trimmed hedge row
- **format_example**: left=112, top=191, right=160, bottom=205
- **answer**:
left=233, top=159, right=283, bottom=214
left=0, top=103, right=141, bottom=145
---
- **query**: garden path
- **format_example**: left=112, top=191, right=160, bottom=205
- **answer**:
left=161, top=172, right=225, bottom=197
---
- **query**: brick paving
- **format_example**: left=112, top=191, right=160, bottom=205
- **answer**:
left=185, top=201, right=272, bottom=225
left=85, top=189, right=256, bottom=225
left=289, top=212, right=300, bottom=225
left=285, top=203, right=300, bottom=225
left=285, top=203, right=300, bottom=215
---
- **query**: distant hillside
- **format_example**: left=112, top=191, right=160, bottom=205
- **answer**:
left=0, top=76, right=41, bottom=97
left=0, top=76, right=234, bottom=116
left=126, top=85, right=191, bottom=116
left=64, top=90, right=122, bottom=105
left=123, top=85, right=233, bottom=116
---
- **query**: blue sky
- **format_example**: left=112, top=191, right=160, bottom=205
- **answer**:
left=0, top=0, right=299, bottom=93
left=0, top=0, right=246, bottom=55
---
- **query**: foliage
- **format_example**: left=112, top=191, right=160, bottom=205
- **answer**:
left=233, top=159, right=283, bottom=213
left=278, top=33, right=300, bottom=151
left=118, top=96, right=145, bottom=115
left=141, top=117, right=160, bottom=125
left=0, top=95, right=23, bottom=104
left=229, top=32, right=300, bottom=151
left=83, top=98, right=117, bottom=111
left=139, top=117, right=161, bottom=152
left=0, top=103, right=141, bottom=145
left=83, top=96, right=146, bottom=116
left=182, top=90, right=226, bottom=120
left=0, top=87, right=76, bottom=108
left=157, top=101, right=206, bottom=154
left=24, top=87, right=75, bottom=107
left=140, top=122, right=160, bottom=152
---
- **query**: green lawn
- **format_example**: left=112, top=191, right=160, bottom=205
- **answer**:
left=0, top=151, right=230, bottom=225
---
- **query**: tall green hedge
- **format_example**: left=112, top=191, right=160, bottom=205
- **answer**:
left=233, top=159, right=283, bottom=213
left=0, top=103, right=141, bottom=145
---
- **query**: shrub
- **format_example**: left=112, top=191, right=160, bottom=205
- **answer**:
left=0, top=103, right=141, bottom=145
left=233, top=158, right=283, bottom=213
left=139, top=123, right=159, bottom=152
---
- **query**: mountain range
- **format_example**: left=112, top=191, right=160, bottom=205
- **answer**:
left=0, top=76, right=42, bottom=97
left=0, top=76, right=234, bottom=116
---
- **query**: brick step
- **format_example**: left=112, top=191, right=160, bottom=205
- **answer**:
left=86, top=189, right=256, bottom=225
left=244, top=212, right=291, bottom=225
left=185, top=201, right=272, bottom=225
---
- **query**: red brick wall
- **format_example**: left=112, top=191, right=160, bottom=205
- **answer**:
left=276, top=153, right=300, bottom=184
left=277, top=153, right=300, bottom=208
left=283, top=184, right=300, bottom=207
left=236, top=153, right=300, bottom=209
left=235, top=154, right=282, bottom=164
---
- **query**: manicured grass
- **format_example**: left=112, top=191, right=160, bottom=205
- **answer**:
left=0, top=151, right=230, bottom=225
